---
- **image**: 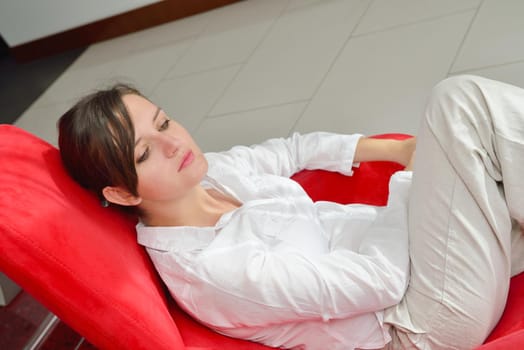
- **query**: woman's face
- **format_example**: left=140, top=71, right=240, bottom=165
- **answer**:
left=123, top=94, right=208, bottom=204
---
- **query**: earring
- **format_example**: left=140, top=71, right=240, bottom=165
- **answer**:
left=101, top=199, right=109, bottom=208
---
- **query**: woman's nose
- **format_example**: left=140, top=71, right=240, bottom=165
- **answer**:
left=158, top=134, right=179, bottom=158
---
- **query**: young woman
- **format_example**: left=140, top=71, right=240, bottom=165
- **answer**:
left=58, top=75, right=524, bottom=350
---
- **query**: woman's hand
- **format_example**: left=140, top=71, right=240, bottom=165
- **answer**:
left=354, top=136, right=416, bottom=170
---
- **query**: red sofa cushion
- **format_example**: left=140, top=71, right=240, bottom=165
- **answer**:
left=0, top=126, right=522, bottom=349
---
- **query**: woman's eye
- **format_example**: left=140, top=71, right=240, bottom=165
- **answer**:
left=159, top=118, right=170, bottom=131
left=137, top=147, right=150, bottom=164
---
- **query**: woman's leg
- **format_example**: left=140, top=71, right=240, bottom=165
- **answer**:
left=385, top=75, right=524, bottom=349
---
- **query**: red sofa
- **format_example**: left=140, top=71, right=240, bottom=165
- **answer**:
left=0, top=125, right=522, bottom=349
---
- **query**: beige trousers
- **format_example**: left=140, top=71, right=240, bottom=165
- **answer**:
left=384, top=75, right=524, bottom=350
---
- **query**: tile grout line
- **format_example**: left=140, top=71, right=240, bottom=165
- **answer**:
left=147, top=26, right=210, bottom=99
left=350, top=6, right=482, bottom=40
left=203, top=98, right=311, bottom=120
left=160, top=61, right=245, bottom=82
left=158, top=10, right=217, bottom=80
left=446, top=0, right=485, bottom=76
left=288, top=0, right=374, bottom=136
left=451, top=57, right=524, bottom=76
left=192, top=0, right=292, bottom=134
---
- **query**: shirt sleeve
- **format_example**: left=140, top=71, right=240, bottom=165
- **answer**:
left=205, top=132, right=364, bottom=178
left=155, top=173, right=412, bottom=329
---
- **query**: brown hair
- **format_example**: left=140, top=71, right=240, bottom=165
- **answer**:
left=58, top=83, right=142, bottom=203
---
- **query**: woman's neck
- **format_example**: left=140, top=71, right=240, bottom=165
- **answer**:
left=139, top=185, right=240, bottom=227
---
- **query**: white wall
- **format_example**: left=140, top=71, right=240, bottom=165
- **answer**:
left=0, top=0, right=161, bottom=47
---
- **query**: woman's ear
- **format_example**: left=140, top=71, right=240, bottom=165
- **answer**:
left=102, top=186, right=142, bottom=206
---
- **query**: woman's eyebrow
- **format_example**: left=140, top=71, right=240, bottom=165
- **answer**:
left=152, top=106, right=161, bottom=123
left=135, top=107, right=162, bottom=146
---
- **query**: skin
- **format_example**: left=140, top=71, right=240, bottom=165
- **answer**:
left=103, top=94, right=416, bottom=227
left=355, top=136, right=416, bottom=170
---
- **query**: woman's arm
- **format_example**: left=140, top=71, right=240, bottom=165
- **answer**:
left=207, top=133, right=416, bottom=179
left=207, top=132, right=364, bottom=178
left=354, top=137, right=416, bottom=168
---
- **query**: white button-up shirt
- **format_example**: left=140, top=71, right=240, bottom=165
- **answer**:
left=137, top=132, right=411, bottom=350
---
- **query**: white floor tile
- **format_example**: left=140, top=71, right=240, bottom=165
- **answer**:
left=71, top=15, right=208, bottom=70
left=37, top=60, right=119, bottom=107
left=110, top=40, right=191, bottom=95
left=149, top=65, right=241, bottom=133
left=456, top=61, right=524, bottom=89
left=169, top=0, right=286, bottom=77
left=294, top=11, right=475, bottom=137
left=210, top=0, right=369, bottom=116
left=194, top=102, right=306, bottom=152
left=354, top=0, right=480, bottom=35
left=15, top=102, right=70, bottom=146
left=452, top=0, right=524, bottom=72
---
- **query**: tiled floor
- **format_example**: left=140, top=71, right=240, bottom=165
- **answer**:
left=12, top=0, right=524, bottom=152
left=3, top=0, right=524, bottom=348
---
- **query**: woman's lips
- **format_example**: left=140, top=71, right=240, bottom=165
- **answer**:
left=179, top=151, right=194, bottom=171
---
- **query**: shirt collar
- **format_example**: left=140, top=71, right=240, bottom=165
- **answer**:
left=136, top=174, right=237, bottom=252
left=136, top=222, right=216, bottom=252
